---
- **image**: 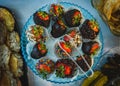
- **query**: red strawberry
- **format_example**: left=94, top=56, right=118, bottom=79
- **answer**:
left=56, top=63, right=71, bottom=76
left=64, top=65, right=71, bottom=75
left=60, top=42, right=71, bottom=53
left=63, top=35, right=70, bottom=42
left=37, top=12, right=49, bottom=21
left=73, top=11, right=81, bottom=17
left=90, top=43, right=99, bottom=53
left=39, top=64, right=51, bottom=73
left=38, top=44, right=42, bottom=50
left=69, top=30, right=76, bottom=37
left=41, top=49, right=47, bottom=54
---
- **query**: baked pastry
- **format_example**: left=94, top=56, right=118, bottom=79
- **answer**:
left=82, top=41, right=100, bottom=55
left=0, top=71, right=21, bottom=86
left=0, top=45, right=11, bottom=70
left=9, top=53, right=23, bottom=77
left=76, top=55, right=92, bottom=71
left=0, top=21, right=7, bottom=45
left=0, top=7, right=15, bottom=32
left=7, top=31, right=20, bottom=52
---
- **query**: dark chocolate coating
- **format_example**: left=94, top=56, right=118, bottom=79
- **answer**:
left=76, top=55, right=92, bottom=71
left=82, top=41, right=98, bottom=55
left=33, top=11, right=50, bottom=28
left=80, top=19, right=99, bottom=39
left=31, top=43, right=47, bottom=59
left=64, top=9, right=81, bottom=27
left=55, top=59, right=77, bottom=78
left=51, top=20, right=66, bottom=38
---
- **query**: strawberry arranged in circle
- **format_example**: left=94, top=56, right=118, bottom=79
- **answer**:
left=28, top=25, right=46, bottom=42
left=50, top=4, right=64, bottom=21
left=80, top=19, right=99, bottom=39
left=76, top=55, right=92, bottom=71
left=82, top=41, right=100, bottom=55
left=55, top=59, right=77, bottom=78
left=63, top=35, right=70, bottom=42
left=33, top=11, right=50, bottom=28
left=59, top=41, right=72, bottom=54
left=64, top=9, right=82, bottom=27
left=51, top=19, right=67, bottom=38
left=31, top=42, right=47, bottom=59
left=36, top=58, right=55, bottom=79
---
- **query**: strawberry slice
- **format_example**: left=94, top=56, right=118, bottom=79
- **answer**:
left=69, top=30, right=76, bottom=38
left=38, top=44, right=42, bottom=50
left=92, top=26, right=99, bottom=32
left=37, top=12, right=49, bottom=21
left=41, top=49, right=47, bottom=54
left=56, top=63, right=71, bottom=76
left=60, top=42, right=72, bottom=53
left=64, top=65, right=71, bottom=75
left=90, top=43, right=99, bottom=53
left=39, top=64, right=51, bottom=73
left=74, top=11, right=81, bottom=17
left=63, top=35, right=70, bottom=42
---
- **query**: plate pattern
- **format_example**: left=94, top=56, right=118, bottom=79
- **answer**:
left=21, top=2, right=104, bottom=84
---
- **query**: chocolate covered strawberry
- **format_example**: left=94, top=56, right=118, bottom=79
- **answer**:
left=82, top=41, right=100, bottom=55
left=80, top=19, right=99, bottom=39
left=55, top=59, right=76, bottom=78
left=59, top=41, right=72, bottom=53
left=31, top=42, right=48, bottom=59
left=51, top=19, right=67, bottom=38
left=64, top=9, right=82, bottom=27
left=36, top=58, right=55, bottom=79
left=33, top=11, right=50, bottom=28
left=50, top=4, right=64, bottom=21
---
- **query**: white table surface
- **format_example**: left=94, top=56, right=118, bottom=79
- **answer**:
left=0, top=0, right=120, bottom=86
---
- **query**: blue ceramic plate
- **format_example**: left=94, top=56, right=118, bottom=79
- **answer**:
left=21, top=2, right=103, bottom=84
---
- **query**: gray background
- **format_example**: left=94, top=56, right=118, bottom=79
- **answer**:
left=0, top=0, right=119, bottom=86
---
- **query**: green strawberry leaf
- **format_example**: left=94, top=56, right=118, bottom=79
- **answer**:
left=56, top=65, right=65, bottom=78
left=39, top=69, right=49, bottom=79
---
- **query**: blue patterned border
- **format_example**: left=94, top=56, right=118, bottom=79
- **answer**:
left=21, top=1, right=104, bottom=84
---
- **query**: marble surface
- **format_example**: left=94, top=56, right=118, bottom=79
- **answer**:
left=0, top=0, right=119, bottom=86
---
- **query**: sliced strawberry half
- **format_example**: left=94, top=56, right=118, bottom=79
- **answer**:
left=56, top=63, right=71, bottom=76
left=90, top=43, right=99, bottom=53
left=39, top=64, right=51, bottom=73
left=69, top=30, right=76, bottom=38
left=64, top=64, right=71, bottom=75
left=63, top=35, right=70, bottom=42
left=60, top=42, right=72, bottom=53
